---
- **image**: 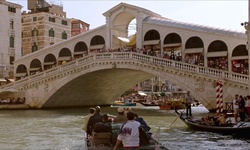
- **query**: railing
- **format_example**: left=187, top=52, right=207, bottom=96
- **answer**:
left=2, top=52, right=249, bottom=89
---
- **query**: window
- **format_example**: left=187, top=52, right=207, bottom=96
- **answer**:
left=32, top=28, right=38, bottom=36
left=10, top=56, right=15, bottom=65
left=49, top=17, right=55, bottom=22
left=61, top=20, right=68, bottom=25
left=62, top=31, right=67, bottom=39
left=32, top=43, right=38, bottom=52
left=10, top=20, right=14, bottom=29
left=49, top=28, right=54, bottom=37
left=72, top=23, right=79, bottom=28
left=8, top=6, right=16, bottom=13
left=33, top=17, right=37, bottom=21
left=9, top=36, right=14, bottom=48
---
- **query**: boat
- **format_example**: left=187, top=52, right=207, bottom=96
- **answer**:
left=85, top=123, right=167, bottom=150
left=175, top=109, right=250, bottom=136
left=159, top=100, right=185, bottom=110
left=112, top=101, right=136, bottom=106
left=139, top=101, right=159, bottom=106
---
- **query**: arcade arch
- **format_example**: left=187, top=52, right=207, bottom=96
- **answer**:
left=29, top=59, right=42, bottom=75
left=74, top=41, right=88, bottom=58
left=58, top=48, right=72, bottom=65
left=143, top=29, right=161, bottom=55
left=231, top=45, right=248, bottom=74
left=207, top=40, right=228, bottom=70
left=89, top=35, right=105, bottom=53
left=163, top=33, right=182, bottom=60
left=44, top=53, right=57, bottom=70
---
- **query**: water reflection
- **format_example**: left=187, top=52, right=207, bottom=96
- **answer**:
left=0, top=106, right=249, bottom=150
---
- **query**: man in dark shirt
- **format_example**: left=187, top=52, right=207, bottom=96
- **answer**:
left=87, top=106, right=102, bottom=135
left=93, top=114, right=112, bottom=133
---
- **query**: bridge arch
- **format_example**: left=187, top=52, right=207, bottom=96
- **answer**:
left=74, top=41, right=88, bottom=58
left=144, top=29, right=160, bottom=41
left=58, top=48, right=72, bottom=64
left=15, top=64, right=27, bottom=80
left=44, top=53, right=57, bottom=70
left=29, top=59, right=42, bottom=75
left=164, top=33, right=182, bottom=44
left=231, top=44, right=248, bottom=74
left=89, top=35, right=105, bottom=52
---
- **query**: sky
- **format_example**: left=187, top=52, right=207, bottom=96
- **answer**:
left=9, top=0, right=249, bottom=32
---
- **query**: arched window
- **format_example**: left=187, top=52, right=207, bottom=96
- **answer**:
left=62, top=31, right=67, bottom=39
left=49, top=28, right=54, bottom=37
left=9, top=36, right=14, bottom=48
left=10, top=19, right=14, bottom=29
left=32, top=28, right=38, bottom=36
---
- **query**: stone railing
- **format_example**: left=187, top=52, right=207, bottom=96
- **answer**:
left=2, top=52, right=249, bottom=89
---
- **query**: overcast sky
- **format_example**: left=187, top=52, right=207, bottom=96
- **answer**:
left=9, top=0, right=249, bottom=32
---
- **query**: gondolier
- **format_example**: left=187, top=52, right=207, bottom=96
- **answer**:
left=185, top=91, right=192, bottom=117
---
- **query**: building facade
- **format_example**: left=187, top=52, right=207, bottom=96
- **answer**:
left=71, top=19, right=90, bottom=36
left=21, top=0, right=71, bottom=56
left=0, top=0, right=22, bottom=79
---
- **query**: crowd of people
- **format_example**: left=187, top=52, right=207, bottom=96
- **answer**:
left=233, top=94, right=250, bottom=123
left=82, top=106, right=151, bottom=149
left=0, top=97, right=26, bottom=105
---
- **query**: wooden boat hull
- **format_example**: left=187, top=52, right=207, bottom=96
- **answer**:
left=175, top=109, right=250, bottom=136
left=140, top=102, right=159, bottom=106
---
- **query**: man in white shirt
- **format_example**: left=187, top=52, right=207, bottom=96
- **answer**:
left=113, top=111, right=141, bottom=150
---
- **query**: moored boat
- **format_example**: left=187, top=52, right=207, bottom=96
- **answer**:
left=112, top=101, right=136, bottom=106
left=159, top=100, right=185, bottom=110
left=175, top=109, right=250, bottom=136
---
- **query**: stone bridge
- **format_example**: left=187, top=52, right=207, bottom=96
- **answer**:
left=2, top=52, right=249, bottom=111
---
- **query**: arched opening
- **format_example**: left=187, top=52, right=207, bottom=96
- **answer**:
left=15, top=64, right=27, bottom=80
left=74, top=41, right=88, bottom=59
left=143, top=29, right=161, bottom=56
left=29, top=59, right=42, bottom=75
left=184, top=36, right=204, bottom=66
left=163, top=33, right=182, bottom=61
left=207, top=40, right=228, bottom=70
left=58, top=48, right=72, bottom=65
left=231, top=44, right=248, bottom=74
left=89, top=35, right=105, bottom=53
left=44, top=53, right=57, bottom=70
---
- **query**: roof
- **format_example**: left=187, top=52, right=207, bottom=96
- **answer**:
left=143, top=17, right=246, bottom=38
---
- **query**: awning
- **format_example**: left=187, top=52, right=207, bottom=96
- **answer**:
left=73, top=51, right=87, bottom=55
left=207, top=51, right=228, bottom=57
left=29, top=67, right=40, bottom=71
left=0, top=78, right=6, bottom=82
left=163, top=43, right=181, bottom=48
left=0, top=88, right=22, bottom=94
left=58, top=56, right=71, bottom=61
left=231, top=56, right=248, bottom=60
left=138, top=91, right=147, bottom=96
left=43, top=62, right=55, bottom=65
left=89, top=44, right=105, bottom=50
left=143, top=40, right=160, bottom=46
left=15, top=73, right=27, bottom=77
left=117, top=36, right=130, bottom=43
left=184, top=48, right=204, bottom=54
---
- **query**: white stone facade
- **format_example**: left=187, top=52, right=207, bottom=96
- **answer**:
left=0, top=0, right=22, bottom=78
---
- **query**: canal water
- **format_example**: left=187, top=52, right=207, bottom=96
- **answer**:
left=0, top=106, right=250, bottom=150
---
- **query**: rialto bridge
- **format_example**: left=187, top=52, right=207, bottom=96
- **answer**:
left=2, top=3, right=250, bottom=110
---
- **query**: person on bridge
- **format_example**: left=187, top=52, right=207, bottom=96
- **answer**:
left=185, top=91, right=193, bottom=117
left=87, top=106, right=103, bottom=136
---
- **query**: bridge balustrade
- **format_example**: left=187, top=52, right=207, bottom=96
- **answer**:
left=1, top=52, right=249, bottom=90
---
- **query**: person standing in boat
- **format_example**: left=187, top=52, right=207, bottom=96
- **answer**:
left=82, top=107, right=95, bottom=132
left=238, top=95, right=246, bottom=121
left=113, top=107, right=127, bottom=123
left=185, top=91, right=193, bottom=117
left=87, top=106, right=103, bottom=136
left=233, top=94, right=239, bottom=123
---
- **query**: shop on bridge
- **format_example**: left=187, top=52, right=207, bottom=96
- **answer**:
left=207, top=51, right=228, bottom=71
left=183, top=48, right=204, bottom=66
left=143, top=40, right=161, bottom=56
left=162, top=43, right=182, bottom=61
left=231, top=45, right=249, bottom=75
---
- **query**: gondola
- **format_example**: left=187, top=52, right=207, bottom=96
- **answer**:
left=85, top=123, right=168, bottom=150
left=175, top=109, right=250, bottom=137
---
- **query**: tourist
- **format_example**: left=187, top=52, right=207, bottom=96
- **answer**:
left=185, top=91, right=192, bottom=117
left=233, top=94, right=239, bottom=123
left=82, top=107, right=95, bottom=132
left=134, top=113, right=151, bottom=132
left=245, top=95, right=250, bottom=117
left=113, top=111, right=140, bottom=150
left=113, top=107, right=127, bottom=123
left=93, top=114, right=112, bottom=133
left=238, top=95, right=246, bottom=121
left=87, top=106, right=103, bottom=136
